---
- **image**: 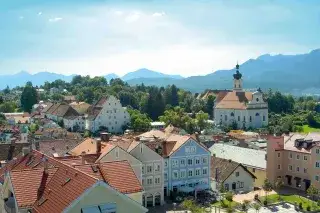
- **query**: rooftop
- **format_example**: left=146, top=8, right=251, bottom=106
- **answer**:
left=209, top=143, right=266, bottom=169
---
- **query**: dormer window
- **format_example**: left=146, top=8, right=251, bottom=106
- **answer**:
left=295, top=141, right=300, bottom=147
left=304, top=142, right=308, bottom=148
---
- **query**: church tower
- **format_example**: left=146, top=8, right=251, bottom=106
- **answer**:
left=233, top=63, right=243, bottom=91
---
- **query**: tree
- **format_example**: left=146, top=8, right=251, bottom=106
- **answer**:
left=241, top=200, right=250, bottom=213
left=0, top=101, right=17, bottom=113
left=252, top=203, right=261, bottom=213
left=274, top=177, right=284, bottom=200
left=3, top=86, right=10, bottom=94
left=29, top=123, right=39, bottom=133
left=307, top=184, right=319, bottom=202
left=205, top=95, right=215, bottom=118
left=20, top=82, right=38, bottom=112
left=226, top=205, right=235, bottom=213
left=181, top=199, right=204, bottom=213
left=262, top=179, right=273, bottom=204
left=195, top=111, right=209, bottom=131
left=128, top=109, right=152, bottom=132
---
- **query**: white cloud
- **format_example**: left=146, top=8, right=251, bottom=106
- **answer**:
left=125, top=11, right=141, bottom=23
left=38, top=12, right=42, bottom=16
left=49, top=17, right=63, bottom=22
left=152, top=12, right=165, bottom=17
left=114, top=10, right=123, bottom=16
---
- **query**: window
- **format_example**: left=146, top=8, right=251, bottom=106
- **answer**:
left=142, top=178, right=145, bottom=185
left=235, top=172, right=239, bottom=177
left=304, top=155, right=308, bottom=161
left=164, top=173, right=168, bottom=180
left=316, top=162, right=320, bottom=168
left=147, top=165, right=153, bottom=174
left=164, top=161, right=168, bottom=168
left=238, top=116, right=240, bottom=121
left=277, top=165, right=281, bottom=170
left=289, top=165, right=293, bottom=171
left=249, top=116, right=252, bottom=122
left=231, top=112, right=234, bottom=117
left=180, top=170, right=186, bottom=179
left=256, top=98, right=259, bottom=102
left=187, top=158, right=193, bottom=166
left=239, top=182, right=244, bottom=188
left=155, top=176, right=161, bottom=185
left=263, top=115, right=266, bottom=121
left=140, top=145, right=143, bottom=153
left=195, top=157, right=200, bottom=165
left=225, top=115, right=227, bottom=121
left=180, top=159, right=186, bottom=167
left=147, top=177, right=153, bottom=185
left=225, top=183, right=229, bottom=190
left=316, top=176, right=319, bottom=182
left=277, top=153, right=281, bottom=158
left=252, top=168, right=256, bottom=173
left=243, top=116, right=246, bottom=122
left=202, top=157, right=208, bottom=164
left=289, top=153, right=293, bottom=159
left=185, top=146, right=196, bottom=154
left=154, top=163, right=161, bottom=173
left=202, top=168, right=208, bottom=175
left=195, top=168, right=201, bottom=176
left=317, top=149, right=320, bottom=154
left=296, top=167, right=300, bottom=172
left=304, top=168, right=307, bottom=173
left=255, top=113, right=259, bottom=116
left=173, top=171, right=179, bottom=179
left=296, top=154, right=300, bottom=160
left=188, top=170, right=193, bottom=177
left=172, top=159, right=179, bottom=168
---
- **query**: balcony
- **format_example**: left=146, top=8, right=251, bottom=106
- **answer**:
left=4, top=197, right=16, bottom=213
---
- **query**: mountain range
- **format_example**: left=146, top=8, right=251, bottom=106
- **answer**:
left=1, top=49, right=320, bottom=95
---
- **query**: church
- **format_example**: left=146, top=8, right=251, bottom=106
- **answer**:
left=213, top=64, right=268, bottom=129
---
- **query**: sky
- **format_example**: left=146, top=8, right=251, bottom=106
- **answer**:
left=0, top=0, right=320, bottom=77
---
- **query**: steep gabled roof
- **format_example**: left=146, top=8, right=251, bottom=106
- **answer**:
left=215, top=91, right=253, bottom=110
left=211, top=156, right=256, bottom=183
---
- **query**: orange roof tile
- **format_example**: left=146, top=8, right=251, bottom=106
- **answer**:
left=215, top=91, right=253, bottom=109
left=10, top=168, right=57, bottom=208
left=68, top=138, right=97, bottom=155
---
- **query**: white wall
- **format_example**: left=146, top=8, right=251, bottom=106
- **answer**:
left=224, top=166, right=254, bottom=193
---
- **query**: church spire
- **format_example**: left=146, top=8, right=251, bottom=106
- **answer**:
left=233, top=62, right=243, bottom=91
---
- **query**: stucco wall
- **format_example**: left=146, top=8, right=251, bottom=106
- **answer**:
left=224, top=166, right=254, bottom=192
left=66, top=185, right=147, bottom=213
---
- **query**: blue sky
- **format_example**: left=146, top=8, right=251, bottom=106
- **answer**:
left=0, top=0, right=319, bottom=77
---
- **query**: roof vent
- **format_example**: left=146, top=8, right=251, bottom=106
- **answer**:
left=91, top=165, right=99, bottom=173
left=61, top=177, right=71, bottom=186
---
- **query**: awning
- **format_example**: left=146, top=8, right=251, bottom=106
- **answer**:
left=294, top=177, right=301, bottom=181
left=179, top=186, right=194, bottom=193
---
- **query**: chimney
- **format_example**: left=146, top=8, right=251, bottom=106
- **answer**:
left=22, top=146, right=30, bottom=156
left=81, top=151, right=86, bottom=165
left=100, top=132, right=110, bottom=142
left=42, top=157, right=49, bottom=174
left=96, top=139, right=102, bottom=154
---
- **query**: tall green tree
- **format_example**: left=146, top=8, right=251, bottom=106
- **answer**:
left=0, top=101, right=17, bottom=113
left=20, top=82, right=38, bottom=113
left=128, top=109, right=151, bottom=132
left=195, top=111, right=209, bottom=131
left=206, top=95, right=215, bottom=118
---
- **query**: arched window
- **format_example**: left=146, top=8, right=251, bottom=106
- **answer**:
left=249, top=116, right=252, bottom=122
left=263, top=115, right=266, bottom=121
left=256, top=113, right=260, bottom=116
left=225, top=115, right=227, bottom=121
left=224, top=183, right=229, bottom=190
left=256, top=98, right=259, bottom=102
left=231, top=112, right=234, bottom=117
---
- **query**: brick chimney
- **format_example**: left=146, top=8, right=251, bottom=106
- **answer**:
left=96, top=139, right=102, bottom=154
left=42, top=157, right=49, bottom=174
left=100, top=132, right=110, bottom=142
left=81, top=151, right=86, bottom=165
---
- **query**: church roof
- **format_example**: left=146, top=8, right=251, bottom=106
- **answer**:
left=215, top=91, right=253, bottom=110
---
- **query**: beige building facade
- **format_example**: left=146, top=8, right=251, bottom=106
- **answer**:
left=267, top=133, right=320, bottom=191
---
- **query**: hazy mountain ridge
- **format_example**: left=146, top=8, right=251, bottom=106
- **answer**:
left=1, top=49, right=320, bottom=94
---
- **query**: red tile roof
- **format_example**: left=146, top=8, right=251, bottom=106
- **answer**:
left=10, top=168, right=57, bottom=208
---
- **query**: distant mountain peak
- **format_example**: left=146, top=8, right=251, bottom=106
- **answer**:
left=121, top=68, right=184, bottom=81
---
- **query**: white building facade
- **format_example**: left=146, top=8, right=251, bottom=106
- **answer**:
left=213, top=64, right=268, bottom=129
left=85, top=96, right=130, bottom=133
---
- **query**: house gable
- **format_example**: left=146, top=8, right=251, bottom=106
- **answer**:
left=171, top=138, right=210, bottom=158
left=130, top=143, right=163, bottom=162
left=63, top=181, right=148, bottom=213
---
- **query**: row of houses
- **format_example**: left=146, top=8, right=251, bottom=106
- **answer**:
left=41, top=96, right=130, bottom=133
